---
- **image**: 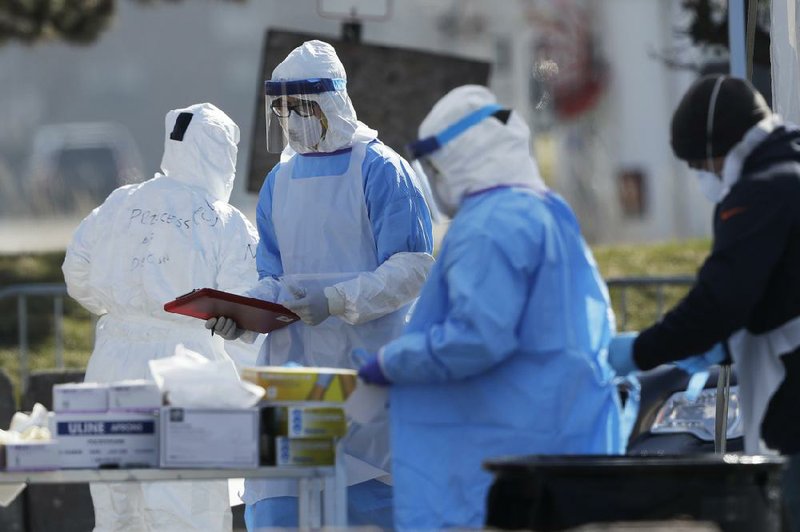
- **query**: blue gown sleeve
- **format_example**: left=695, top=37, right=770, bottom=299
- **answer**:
left=381, top=228, right=538, bottom=384
left=362, top=143, right=433, bottom=262
left=255, top=166, right=283, bottom=280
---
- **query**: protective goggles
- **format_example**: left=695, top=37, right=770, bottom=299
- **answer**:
left=264, top=77, right=346, bottom=153
left=269, top=98, right=320, bottom=119
left=407, top=104, right=511, bottom=221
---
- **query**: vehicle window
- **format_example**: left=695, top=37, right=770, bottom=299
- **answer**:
left=52, top=146, right=119, bottom=211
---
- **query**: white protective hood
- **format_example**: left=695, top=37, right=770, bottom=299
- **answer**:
left=270, top=40, right=376, bottom=153
left=159, top=102, right=240, bottom=203
left=419, top=85, right=546, bottom=214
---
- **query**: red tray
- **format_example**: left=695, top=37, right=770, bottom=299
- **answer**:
left=164, top=288, right=299, bottom=334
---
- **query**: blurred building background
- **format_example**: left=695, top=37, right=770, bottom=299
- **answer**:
left=0, top=0, right=746, bottom=250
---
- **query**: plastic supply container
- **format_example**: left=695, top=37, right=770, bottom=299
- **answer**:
left=484, top=454, right=785, bottom=532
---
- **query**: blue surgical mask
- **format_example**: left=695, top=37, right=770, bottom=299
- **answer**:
left=694, top=169, right=723, bottom=203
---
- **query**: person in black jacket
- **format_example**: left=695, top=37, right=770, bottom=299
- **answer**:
left=608, top=74, right=800, bottom=530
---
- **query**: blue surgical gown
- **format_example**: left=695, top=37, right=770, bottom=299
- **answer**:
left=381, top=186, right=624, bottom=529
left=247, top=140, right=433, bottom=529
left=255, top=141, right=433, bottom=279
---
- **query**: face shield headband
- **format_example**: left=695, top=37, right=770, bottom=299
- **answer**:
left=264, top=77, right=347, bottom=153
left=407, top=103, right=505, bottom=160
left=406, top=104, right=510, bottom=221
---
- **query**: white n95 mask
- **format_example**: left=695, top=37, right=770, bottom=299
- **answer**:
left=694, top=170, right=724, bottom=203
left=286, top=113, right=323, bottom=150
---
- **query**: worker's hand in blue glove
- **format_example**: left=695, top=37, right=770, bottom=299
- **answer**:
left=205, top=316, right=244, bottom=341
left=608, top=332, right=640, bottom=376
left=282, top=286, right=331, bottom=326
left=352, top=349, right=391, bottom=386
left=674, top=343, right=727, bottom=375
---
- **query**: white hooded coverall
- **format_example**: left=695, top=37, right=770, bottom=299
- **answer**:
left=62, top=102, right=258, bottom=532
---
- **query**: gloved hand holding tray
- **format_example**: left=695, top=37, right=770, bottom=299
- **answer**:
left=163, top=288, right=299, bottom=334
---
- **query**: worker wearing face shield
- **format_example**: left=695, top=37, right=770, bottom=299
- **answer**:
left=206, top=40, right=434, bottom=529
left=607, top=74, right=800, bottom=531
left=355, top=85, right=625, bottom=529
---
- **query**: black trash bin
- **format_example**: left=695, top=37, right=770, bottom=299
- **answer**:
left=484, top=454, right=785, bottom=532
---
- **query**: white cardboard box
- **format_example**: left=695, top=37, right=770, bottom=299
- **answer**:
left=108, top=380, right=162, bottom=411
left=2, top=441, right=60, bottom=471
left=159, top=407, right=259, bottom=468
left=52, top=411, right=159, bottom=469
left=53, top=383, right=109, bottom=413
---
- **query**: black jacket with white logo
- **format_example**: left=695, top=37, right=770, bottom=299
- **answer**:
left=633, top=125, right=800, bottom=453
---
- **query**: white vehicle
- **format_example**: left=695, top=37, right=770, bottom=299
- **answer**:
left=25, top=122, right=144, bottom=215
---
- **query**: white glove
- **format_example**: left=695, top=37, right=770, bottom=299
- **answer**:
left=205, top=317, right=244, bottom=341
left=245, top=276, right=282, bottom=302
left=282, top=286, right=332, bottom=326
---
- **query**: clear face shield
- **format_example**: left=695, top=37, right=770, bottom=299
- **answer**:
left=264, top=78, right=345, bottom=154
left=409, top=156, right=449, bottom=223
left=407, top=103, right=509, bottom=222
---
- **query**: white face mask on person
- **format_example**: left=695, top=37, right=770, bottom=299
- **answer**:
left=286, top=113, right=323, bottom=150
left=694, top=169, right=724, bottom=203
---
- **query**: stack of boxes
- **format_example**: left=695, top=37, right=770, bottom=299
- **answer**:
left=51, top=381, right=161, bottom=469
left=241, top=367, right=355, bottom=466
left=1, top=368, right=357, bottom=472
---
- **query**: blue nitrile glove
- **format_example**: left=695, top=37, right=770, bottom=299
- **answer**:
left=352, top=349, right=391, bottom=386
left=608, top=332, right=639, bottom=376
left=282, top=286, right=331, bottom=326
left=674, top=343, right=726, bottom=375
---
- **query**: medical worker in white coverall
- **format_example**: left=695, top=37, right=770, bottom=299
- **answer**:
left=62, top=102, right=258, bottom=531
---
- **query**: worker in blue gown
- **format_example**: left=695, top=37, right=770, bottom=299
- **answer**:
left=206, top=40, right=433, bottom=529
left=356, top=85, right=625, bottom=530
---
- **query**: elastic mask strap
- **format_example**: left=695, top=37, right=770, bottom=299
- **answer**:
left=408, top=104, right=504, bottom=159
left=705, top=76, right=725, bottom=170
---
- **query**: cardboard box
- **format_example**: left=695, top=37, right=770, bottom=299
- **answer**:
left=108, top=380, right=162, bottom=411
left=52, top=411, right=159, bottom=468
left=159, top=407, right=259, bottom=469
left=270, top=437, right=336, bottom=466
left=1, top=441, right=60, bottom=471
left=261, top=405, right=347, bottom=438
left=240, top=367, right=357, bottom=403
left=53, top=383, right=108, bottom=413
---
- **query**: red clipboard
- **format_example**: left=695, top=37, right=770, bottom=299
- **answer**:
left=163, top=288, right=299, bottom=334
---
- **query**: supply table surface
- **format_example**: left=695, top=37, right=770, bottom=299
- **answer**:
left=0, top=466, right=346, bottom=528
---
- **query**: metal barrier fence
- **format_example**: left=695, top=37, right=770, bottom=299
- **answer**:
left=0, top=276, right=698, bottom=394
left=0, top=283, right=74, bottom=395
left=606, top=275, right=695, bottom=330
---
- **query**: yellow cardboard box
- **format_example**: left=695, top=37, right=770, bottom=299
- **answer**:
left=272, top=437, right=336, bottom=466
left=241, top=367, right=357, bottom=403
left=262, top=405, right=347, bottom=438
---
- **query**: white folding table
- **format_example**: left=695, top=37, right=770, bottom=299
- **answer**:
left=0, top=465, right=347, bottom=529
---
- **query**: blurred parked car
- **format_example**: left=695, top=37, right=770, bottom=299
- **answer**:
left=25, top=122, right=144, bottom=215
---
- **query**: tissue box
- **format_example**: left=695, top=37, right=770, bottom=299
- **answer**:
left=108, top=381, right=162, bottom=411
left=266, top=437, right=336, bottom=466
left=241, top=367, right=357, bottom=403
left=53, top=383, right=108, bottom=413
left=1, top=441, right=60, bottom=471
left=159, top=407, right=259, bottom=468
left=261, top=405, right=347, bottom=438
left=52, top=411, right=159, bottom=468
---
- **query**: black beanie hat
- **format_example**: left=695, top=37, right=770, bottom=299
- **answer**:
left=670, top=74, right=771, bottom=161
